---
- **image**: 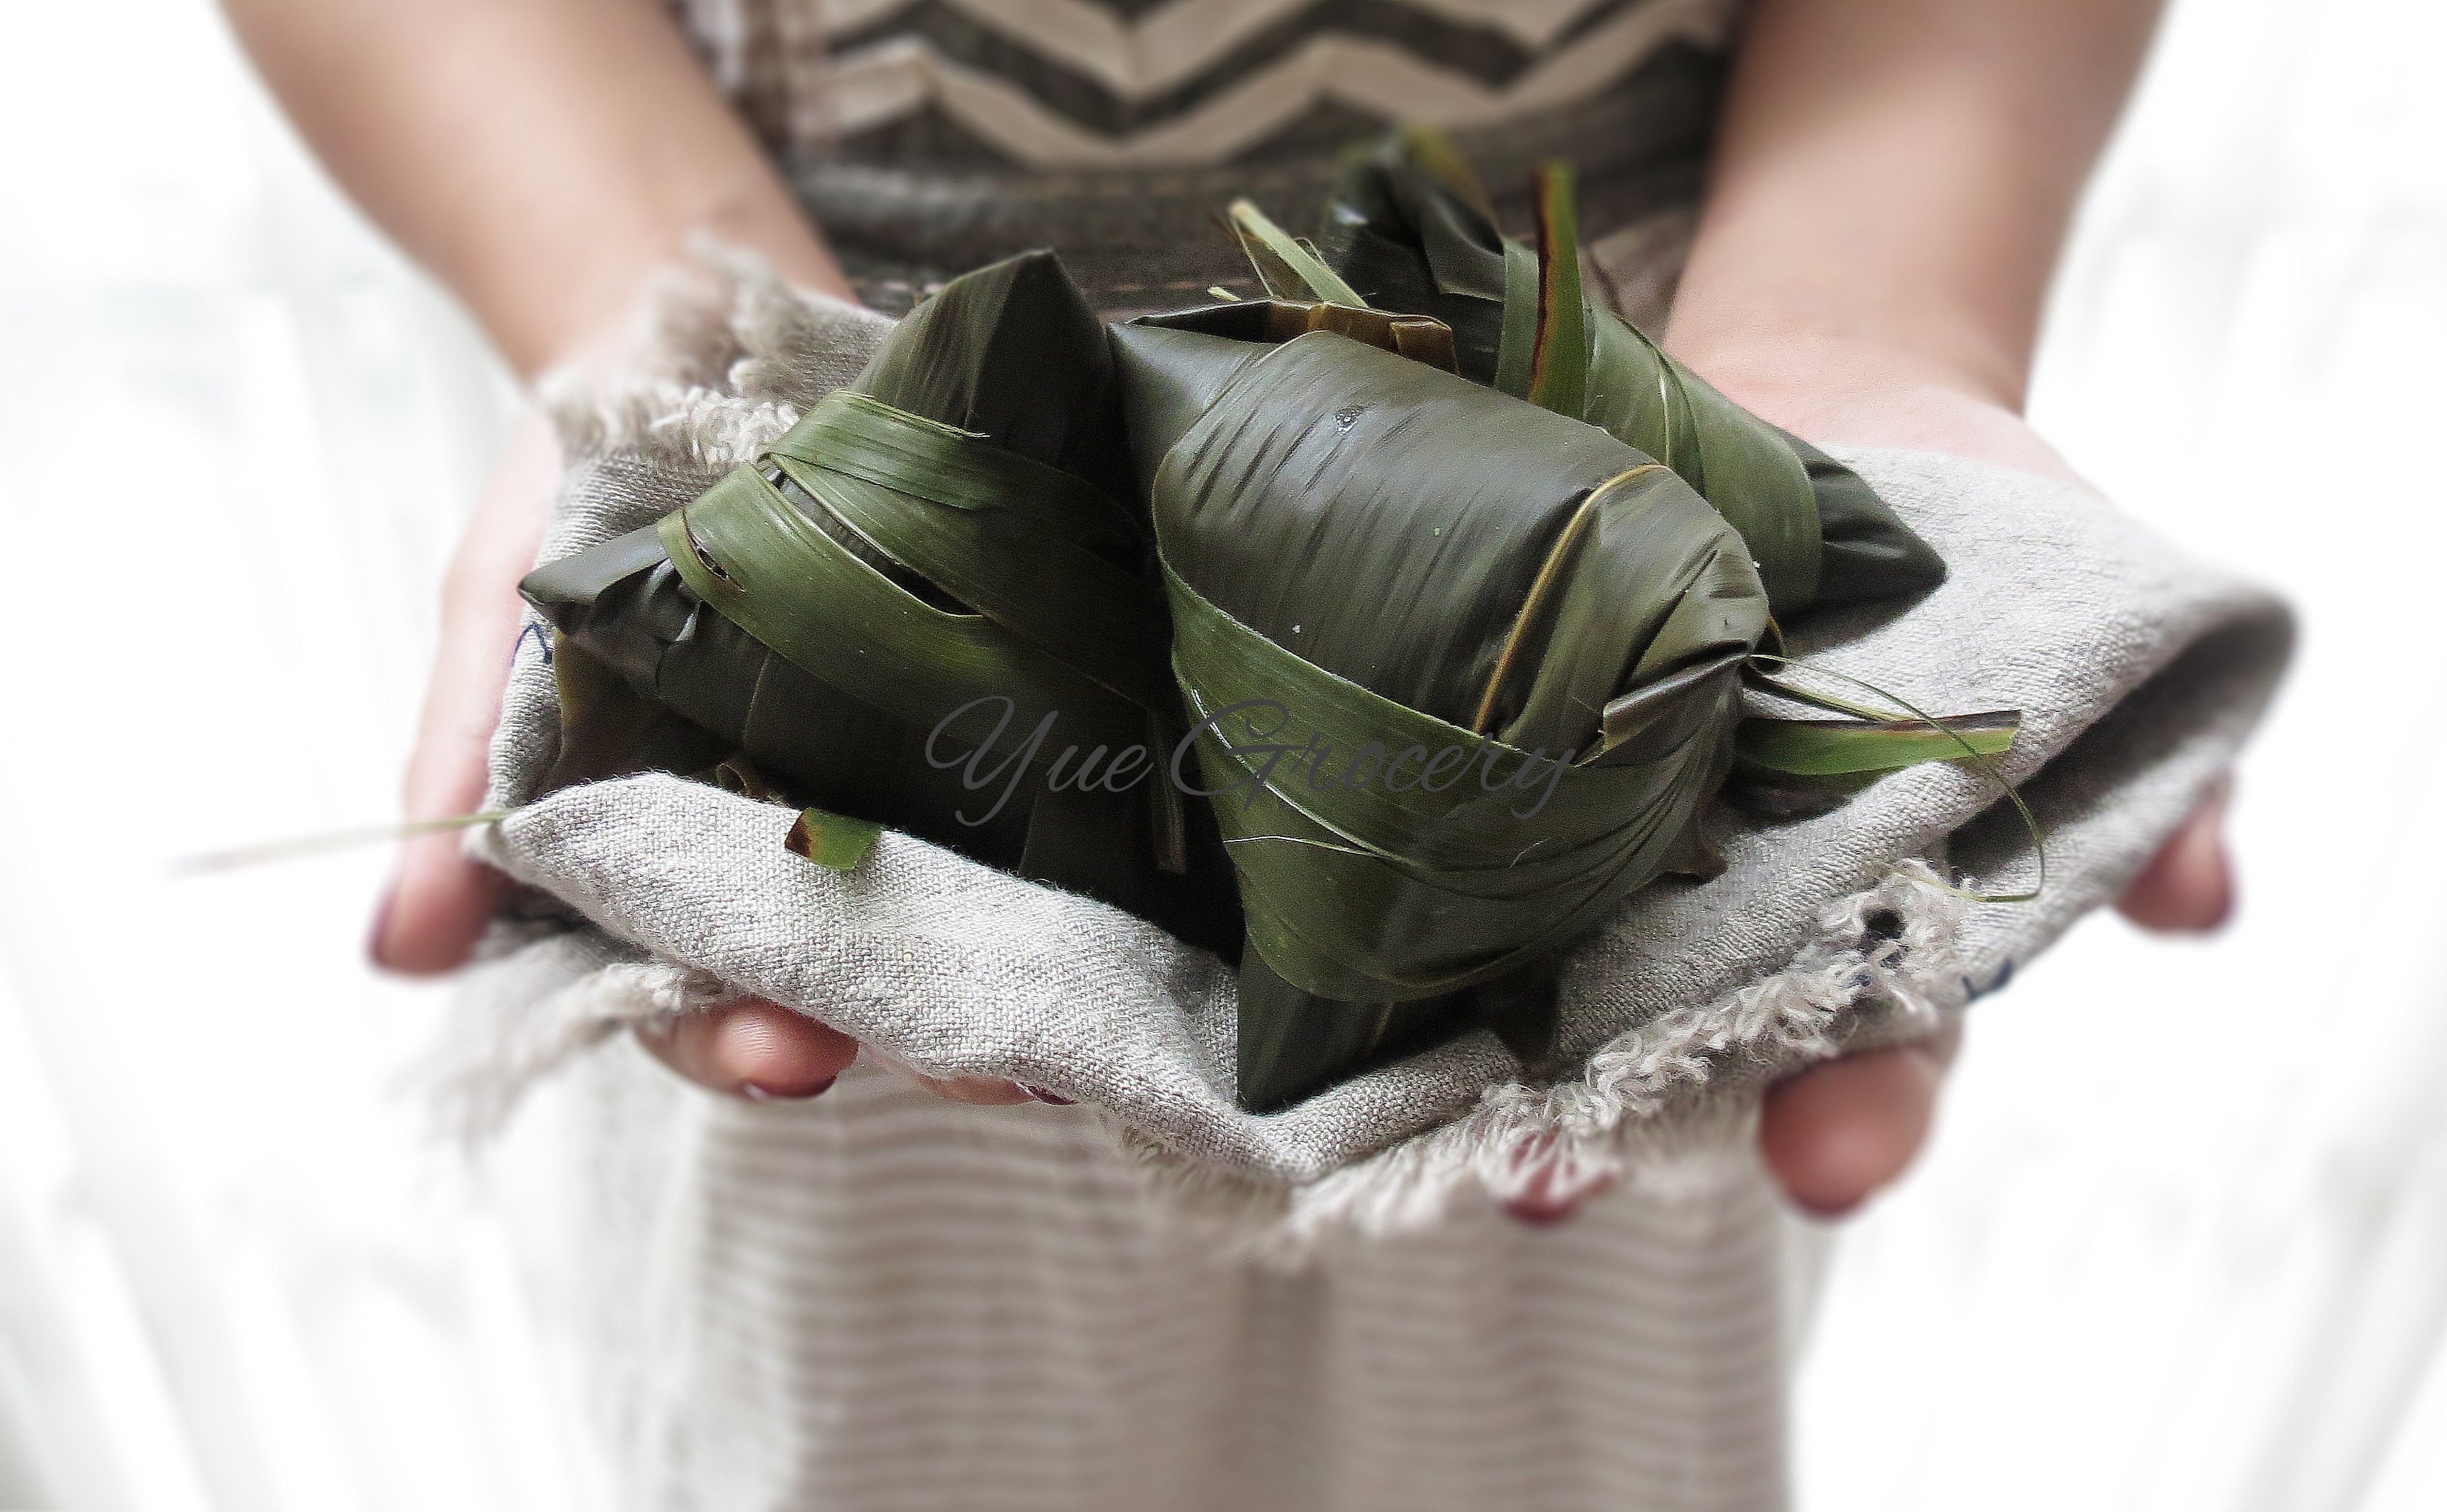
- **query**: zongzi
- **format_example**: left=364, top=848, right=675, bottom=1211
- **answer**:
left=522, top=250, right=1240, bottom=956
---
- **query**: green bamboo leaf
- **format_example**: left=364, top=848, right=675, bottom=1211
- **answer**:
left=766, top=392, right=1174, bottom=713
left=1314, top=127, right=1515, bottom=384
left=1494, top=244, right=1539, bottom=398
left=770, top=389, right=1142, bottom=550
left=1744, top=653, right=2046, bottom=904
left=536, top=631, right=730, bottom=790
left=1525, top=162, right=1587, bottom=419
left=1312, top=129, right=1947, bottom=619
left=1228, top=198, right=1368, bottom=308
left=659, top=472, right=1144, bottom=751
left=1737, top=711, right=2020, bottom=776
left=524, top=250, right=1239, bottom=951
left=1398, top=123, right=1500, bottom=226
left=786, top=807, right=885, bottom=870
left=1583, top=313, right=1822, bottom=613
left=1116, top=317, right=1768, bottom=1104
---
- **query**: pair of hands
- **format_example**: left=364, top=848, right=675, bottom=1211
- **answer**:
left=244, top=0, right=2199, bottom=1222
left=374, top=374, right=2233, bottom=1225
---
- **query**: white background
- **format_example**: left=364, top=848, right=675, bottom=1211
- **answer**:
left=0, top=0, right=2440, bottom=1507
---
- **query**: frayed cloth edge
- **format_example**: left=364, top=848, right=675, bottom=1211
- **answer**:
left=1115, top=860, right=1964, bottom=1259
left=429, top=861, right=1963, bottom=1257
left=535, top=241, right=892, bottom=476
left=413, top=923, right=731, bottom=1150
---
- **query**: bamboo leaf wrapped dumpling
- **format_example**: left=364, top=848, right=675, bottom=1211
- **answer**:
left=521, top=250, right=1240, bottom=955
left=1114, top=311, right=1771, bottom=1108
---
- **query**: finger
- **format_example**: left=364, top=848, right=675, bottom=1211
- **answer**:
left=1759, top=1025, right=1955, bottom=1217
left=372, top=414, right=560, bottom=975
left=372, top=751, right=508, bottom=974
left=637, top=999, right=862, bottom=1100
left=2115, top=780, right=2234, bottom=934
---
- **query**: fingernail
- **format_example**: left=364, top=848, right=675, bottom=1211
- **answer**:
left=1020, top=1085, right=1075, bottom=1106
left=741, top=1076, right=836, bottom=1103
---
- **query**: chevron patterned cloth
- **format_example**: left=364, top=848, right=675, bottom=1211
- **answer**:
left=666, top=0, right=1741, bottom=308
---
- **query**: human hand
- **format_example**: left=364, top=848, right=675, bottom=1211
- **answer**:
left=1545, top=358, right=2235, bottom=1224
left=630, top=1000, right=1064, bottom=1106
left=1531, top=0, right=2190, bottom=1224
left=1752, top=784, right=2230, bottom=1220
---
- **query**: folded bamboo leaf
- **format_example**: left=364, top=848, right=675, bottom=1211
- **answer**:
left=1311, top=130, right=1947, bottom=617
left=658, top=460, right=1145, bottom=750
left=536, top=631, right=730, bottom=792
left=1115, top=317, right=1769, bottom=1107
left=523, top=250, right=1242, bottom=956
left=1311, top=128, right=1515, bottom=383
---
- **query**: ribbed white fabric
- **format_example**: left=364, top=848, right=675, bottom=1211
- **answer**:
left=520, top=1043, right=1792, bottom=1512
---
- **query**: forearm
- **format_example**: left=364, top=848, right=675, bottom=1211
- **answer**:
left=223, top=0, right=846, bottom=376
left=1668, top=0, right=2164, bottom=446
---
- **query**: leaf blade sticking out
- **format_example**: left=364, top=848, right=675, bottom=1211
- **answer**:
left=1228, top=198, right=1369, bottom=308
left=1737, top=710, right=2020, bottom=776
left=1311, top=130, right=1957, bottom=620
left=786, top=807, right=885, bottom=871
left=1525, top=161, right=1588, bottom=420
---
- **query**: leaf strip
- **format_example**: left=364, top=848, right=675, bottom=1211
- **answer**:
left=1493, top=242, right=1540, bottom=398
left=1746, top=654, right=2045, bottom=902
left=663, top=470, right=1145, bottom=752
left=1526, top=161, right=1587, bottom=418
left=1159, top=558, right=1719, bottom=1000
left=1471, top=464, right=1670, bottom=735
left=770, top=390, right=1140, bottom=552
left=1227, top=198, right=1369, bottom=308
left=1737, top=711, right=2019, bottom=775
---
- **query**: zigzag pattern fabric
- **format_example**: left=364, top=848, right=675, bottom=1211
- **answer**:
left=668, top=0, right=1737, bottom=313
left=675, top=0, right=1737, bottom=165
